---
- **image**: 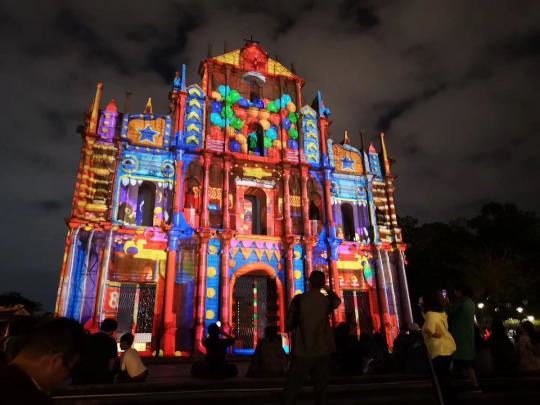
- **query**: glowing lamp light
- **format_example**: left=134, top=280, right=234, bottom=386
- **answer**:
left=527, top=315, right=535, bottom=322
left=477, top=302, right=485, bottom=309
left=517, top=307, right=524, bottom=313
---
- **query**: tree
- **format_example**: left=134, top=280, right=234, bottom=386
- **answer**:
left=400, top=203, right=540, bottom=317
left=0, top=291, right=43, bottom=314
left=466, top=203, right=540, bottom=313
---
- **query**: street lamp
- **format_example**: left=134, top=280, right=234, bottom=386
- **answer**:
left=477, top=302, right=485, bottom=309
left=527, top=315, right=535, bottom=322
left=517, top=307, right=524, bottom=314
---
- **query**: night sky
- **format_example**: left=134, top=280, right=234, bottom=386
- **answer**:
left=1, top=0, right=539, bottom=311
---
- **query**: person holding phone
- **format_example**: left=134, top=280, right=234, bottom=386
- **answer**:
left=191, top=323, right=238, bottom=379
left=284, top=271, right=341, bottom=405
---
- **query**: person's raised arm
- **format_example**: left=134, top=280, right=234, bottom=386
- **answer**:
left=327, top=289, right=341, bottom=311
left=321, top=287, right=341, bottom=311
left=220, top=329, right=236, bottom=345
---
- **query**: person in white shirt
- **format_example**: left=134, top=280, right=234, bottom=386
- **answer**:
left=118, top=333, right=148, bottom=383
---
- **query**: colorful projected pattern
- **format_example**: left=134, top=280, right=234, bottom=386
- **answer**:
left=332, top=143, right=364, bottom=175
left=368, top=145, right=383, bottom=177
left=121, top=114, right=172, bottom=148
left=209, top=85, right=298, bottom=155
left=205, top=238, right=221, bottom=329
left=57, top=41, right=412, bottom=358
left=182, top=85, right=205, bottom=149
left=229, top=238, right=283, bottom=283
left=292, top=245, right=305, bottom=294
left=302, top=106, right=320, bottom=165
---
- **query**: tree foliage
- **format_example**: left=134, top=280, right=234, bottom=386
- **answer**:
left=0, top=291, right=43, bottom=314
left=401, top=203, right=540, bottom=314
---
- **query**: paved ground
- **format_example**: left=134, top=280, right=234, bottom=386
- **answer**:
left=52, top=360, right=540, bottom=404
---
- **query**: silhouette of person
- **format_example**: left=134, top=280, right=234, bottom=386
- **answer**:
left=447, top=284, right=479, bottom=389
left=516, top=320, right=540, bottom=372
left=487, top=319, right=516, bottom=373
left=72, top=318, right=118, bottom=384
left=334, top=322, right=360, bottom=375
left=247, top=325, right=287, bottom=378
left=0, top=318, right=85, bottom=404
left=191, top=323, right=238, bottom=378
left=284, top=271, right=341, bottom=405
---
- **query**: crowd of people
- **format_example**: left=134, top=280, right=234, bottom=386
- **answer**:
left=0, top=316, right=148, bottom=404
left=420, top=285, right=540, bottom=404
left=1, top=274, right=539, bottom=404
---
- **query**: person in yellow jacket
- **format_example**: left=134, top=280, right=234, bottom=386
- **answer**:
left=422, top=291, right=457, bottom=404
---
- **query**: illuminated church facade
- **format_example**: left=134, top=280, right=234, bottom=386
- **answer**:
left=56, top=41, right=413, bottom=356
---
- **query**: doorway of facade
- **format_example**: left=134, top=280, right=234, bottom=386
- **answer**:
left=343, top=290, right=373, bottom=336
left=232, top=272, right=279, bottom=351
left=115, top=282, right=157, bottom=351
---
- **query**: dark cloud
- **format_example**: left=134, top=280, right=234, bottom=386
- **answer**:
left=463, top=146, right=510, bottom=166
left=338, top=0, right=380, bottom=30
left=53, top=7, right=131, bottom=74
left=1, top=0, right=539, bottom=311
left=54, top=8, right=100, bottom=45
left=220, top=0, right=317, bottom=38
left=41, top=110, right=69, bottom=139
left=125, top=24, right=161, bottom=44
left=502, top=29, right=540, bottom=59
left=375, top=83, right=447, bottom=132
left=34, top=200, right=65, bottom=212
left=144, top=3, right=206, bottom=82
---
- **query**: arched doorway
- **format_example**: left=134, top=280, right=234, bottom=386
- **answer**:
left=230, top=264, right=285, bottom=352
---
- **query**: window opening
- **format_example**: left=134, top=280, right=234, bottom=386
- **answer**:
left=341, top=203, right=355, bottom=241
left=137, top=182, right=156, bottom=226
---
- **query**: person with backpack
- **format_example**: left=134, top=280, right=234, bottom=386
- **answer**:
left=284, top=271, right=341, bottom=405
